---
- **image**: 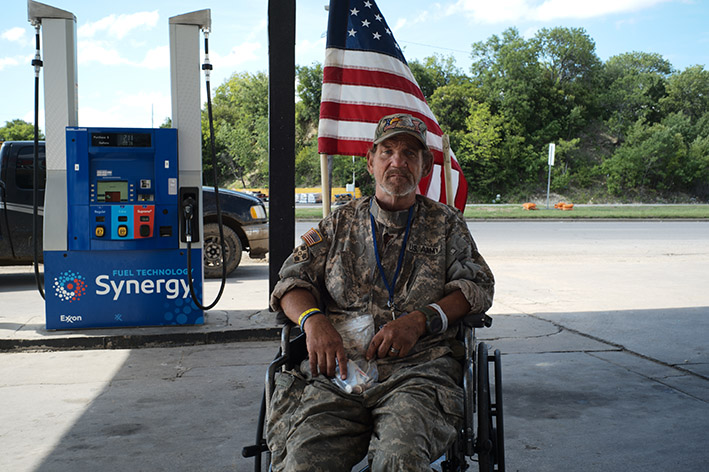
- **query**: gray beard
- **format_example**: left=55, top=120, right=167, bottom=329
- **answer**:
left=377, top=179, right=418, bottom=197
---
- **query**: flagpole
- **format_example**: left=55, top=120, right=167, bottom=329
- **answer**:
left=442, top=134, right=454, bottom=208
left=320, top=153, right=331, bottom=217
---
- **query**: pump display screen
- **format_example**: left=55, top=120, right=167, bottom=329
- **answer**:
left=91, top=132, right=152, bottom=148
left=96, top=181, right=128, bottom=202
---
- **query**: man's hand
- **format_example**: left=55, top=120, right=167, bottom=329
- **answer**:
left=303, top=313, right=349, bottom=380
left=366, top=311, right=426, bottom=360
left=279, top=289, right=349, bottom=379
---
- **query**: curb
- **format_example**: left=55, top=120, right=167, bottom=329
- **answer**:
left=0, top=327, right=282, bottom=352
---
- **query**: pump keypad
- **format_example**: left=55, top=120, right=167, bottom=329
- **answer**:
left=91, top=205, right=155, bottom=241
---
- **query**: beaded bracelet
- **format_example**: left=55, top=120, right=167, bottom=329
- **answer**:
left=428, top=303, right=449, bottom=333
left=298, top=308, right=322, bottom=331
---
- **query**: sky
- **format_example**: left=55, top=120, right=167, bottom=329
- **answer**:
left=1, top=0, right=708, bottom=132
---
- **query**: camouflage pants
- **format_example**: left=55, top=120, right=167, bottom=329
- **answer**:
left=266, top=356, right=463, bottom=472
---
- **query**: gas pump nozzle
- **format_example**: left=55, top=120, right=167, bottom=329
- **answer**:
left=179, top=187, right=200, bottom=244
left=182, top=196, right=196, bottom=242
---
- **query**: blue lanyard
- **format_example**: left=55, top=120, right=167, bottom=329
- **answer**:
left=370, top=200, right=414, bottom=320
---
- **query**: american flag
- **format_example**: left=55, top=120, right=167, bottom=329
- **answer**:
left=318, top=0, right=468, bottom=211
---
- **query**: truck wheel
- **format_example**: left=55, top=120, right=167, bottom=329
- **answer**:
left=203, top=223, right=242, bottom=278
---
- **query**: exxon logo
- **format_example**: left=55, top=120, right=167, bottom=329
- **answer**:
left=53, top=270, right=87, bottom=303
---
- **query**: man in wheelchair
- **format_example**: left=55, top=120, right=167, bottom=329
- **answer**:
left=268, top=113, right=495, bottom=471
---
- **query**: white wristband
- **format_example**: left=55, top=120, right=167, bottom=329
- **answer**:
left=428, top=303, right=448, bottom=333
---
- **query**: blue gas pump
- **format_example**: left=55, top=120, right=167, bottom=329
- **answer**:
left=43, top=127, right=203, bottom=329
left=29, top=1, right=213, bottom=330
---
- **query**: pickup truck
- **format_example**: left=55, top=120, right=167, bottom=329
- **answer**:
left=0, top=141, right=268, bottom=278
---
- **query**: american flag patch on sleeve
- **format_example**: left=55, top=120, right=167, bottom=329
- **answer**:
left=301, top=228, right=323, bottom=247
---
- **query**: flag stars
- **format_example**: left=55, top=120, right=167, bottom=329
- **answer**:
left=373, top=31, right=381, bottom=40
left=362, top=19, right=371, bottom=27
left=350, top=7, right=359, bottom=16
left=375, top=14, right=383, bottom=22
left=364, top=1, right=373, bottom=7
left=348, top=28, right=357, bottom=37
left=386, top=28, right=392, bottom=35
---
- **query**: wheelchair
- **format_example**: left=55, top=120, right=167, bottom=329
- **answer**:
left=242, top=312, right=505, bottom=472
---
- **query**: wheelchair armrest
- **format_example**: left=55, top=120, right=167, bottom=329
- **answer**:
left=275, top=310, right=291, bottom=325
left=462, top=312, right=493, bottom=329
left=273, top=312, right=304, bottom=364
left=265, top=319, right=307, bottom=413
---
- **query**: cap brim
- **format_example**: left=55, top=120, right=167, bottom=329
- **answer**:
left=373, top=129, right=429, bottom=150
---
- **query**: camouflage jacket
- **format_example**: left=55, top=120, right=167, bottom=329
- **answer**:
left=271, top=195, right=495, bottom=379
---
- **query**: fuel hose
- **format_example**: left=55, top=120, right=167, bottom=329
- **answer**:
left=32, top=23, right=45, bottom=300
left=186, top=29, right=226, bottom=311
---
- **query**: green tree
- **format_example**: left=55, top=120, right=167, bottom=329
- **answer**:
left=429, top=81, right=482, bottom=151
left=693, top=111, right=709, bottom=142
left=294, top=140, right=321, bottom=187
left=203, top=71, right=269, bottom=187
left=687, top=135, right=709, bottom=197
left=457, top=101, right=503, bottom=197
left=535, top=27, right=602, bottom=137
left=409, top=54, right=467, bottom=100
left=599, top=52, right=672, bottom=139
left=660, top=65, right=709, bottom=121
left=293, top=63, right=322, bottom=186
left=469, top=28, right=550, bottom=194
left=296, top=63, right=323, bottom=126
left=471, top=28, right=544, bottom=141
left=536, top=27, right=601, bottom=87
left=549, top=138, right=581, bottom=192
left=0, top=119, right=43, bottom=141
left=603, top=120, right=686, bottom=197
left=469, top=27, right=598, bottom=155
left=295, top=63, right=323, bottom=153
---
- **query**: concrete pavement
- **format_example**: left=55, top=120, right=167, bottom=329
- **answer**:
left=1, top=220, right=708, bottom=471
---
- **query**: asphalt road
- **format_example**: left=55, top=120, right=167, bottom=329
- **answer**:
left=1, top=220, right=708, bottom=471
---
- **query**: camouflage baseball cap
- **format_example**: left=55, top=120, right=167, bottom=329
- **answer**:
left=373, top=113, right=429, bottom=150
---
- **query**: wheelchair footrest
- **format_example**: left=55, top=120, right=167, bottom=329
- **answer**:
left=241, top=440, right=268, bottom=458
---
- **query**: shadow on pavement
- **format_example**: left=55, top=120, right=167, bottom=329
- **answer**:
left=23, top=306, right=709, bottom=472
left=0, top=270, right=42, bottom=293
left=30, top=342, right=277, bottom=472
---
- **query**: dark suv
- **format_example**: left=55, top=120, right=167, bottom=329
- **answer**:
left=0, top=141, right=268, bottom=278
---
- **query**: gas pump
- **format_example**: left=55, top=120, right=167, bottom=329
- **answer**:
left=29, top=1, right=217, bottom=329
left=42, top=126, right=203, bottom=329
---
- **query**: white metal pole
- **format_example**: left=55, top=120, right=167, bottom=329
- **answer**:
left=546, top=143, right=555, bottom=209
left=169, top=9, right=211, bottom=249
left=546, top=163, right=552, bottom=209
left=320, top=153, right=331, bottom=217
left=28, top=1, right=78, bottom=252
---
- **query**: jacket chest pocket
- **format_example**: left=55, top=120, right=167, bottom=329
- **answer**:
left=325, top=238, right=373, bottom=307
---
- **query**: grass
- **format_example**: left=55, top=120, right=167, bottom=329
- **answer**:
left=464, top=204, right=709, bottom=219
left=292, top=204, right=709, bottom=220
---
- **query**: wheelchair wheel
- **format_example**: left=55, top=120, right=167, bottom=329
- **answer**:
left=476, top=343, right=493, bottom=471
left=476, top=343, right=505, bottom=472
left=493, top=349, right=505, bottom=471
